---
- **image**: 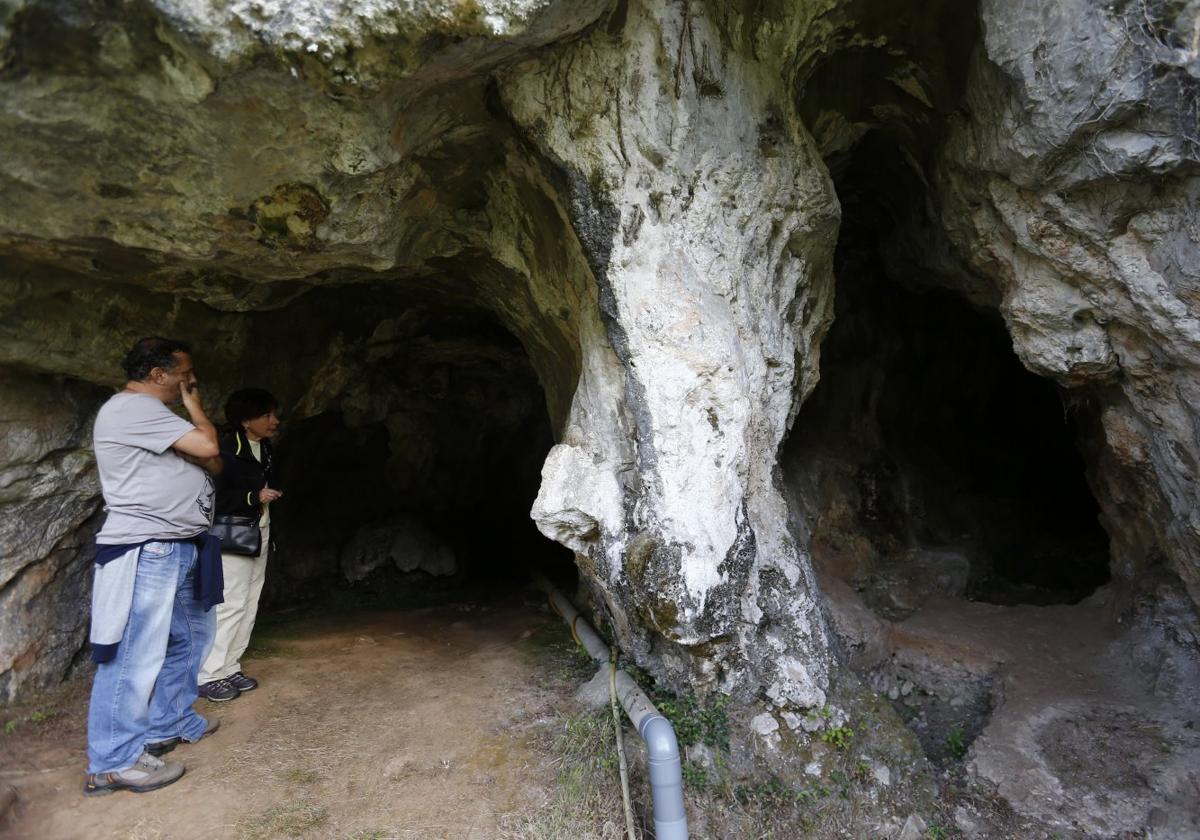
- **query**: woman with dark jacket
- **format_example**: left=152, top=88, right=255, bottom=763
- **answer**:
left=198, top=389, right=282, bottom=702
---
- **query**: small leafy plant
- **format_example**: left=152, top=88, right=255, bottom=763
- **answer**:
left=820, top=724, right=854, bottom=749
left=650, top=690, right=731, bottom=750
left=680, top=761, right=709, bottom=791
left=946, top=726, right=968, bottom=759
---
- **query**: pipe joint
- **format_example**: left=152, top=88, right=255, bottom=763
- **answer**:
left=535, top=575, right=689, bottom=839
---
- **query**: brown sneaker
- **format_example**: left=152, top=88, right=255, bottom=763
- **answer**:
left=83, top=752, right=185, bottom=796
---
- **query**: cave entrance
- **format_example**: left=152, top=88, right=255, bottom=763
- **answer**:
left=788, top=137, right=1111, bottom=616
left=784, top=130, right=1116, bottom=766
left=785, top=0, right=1112, bottom=616
left=249, top=281, right=575, bottom=608
left=780, top=0, right=1125, bottom=773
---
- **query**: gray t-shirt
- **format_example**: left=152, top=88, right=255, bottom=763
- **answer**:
left=93, top=392, right=215, bottom=544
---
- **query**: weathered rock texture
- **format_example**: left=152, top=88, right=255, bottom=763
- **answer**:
left=786, top=0, right=1200, bottom=616
left=0, top=0, right=608, bottom=699
left=0, top=372, right=107, bottom=699
left=1, top=0, right=1199, bottom=835
left=785, top=252, right=1112, bottom=616
left=931, top=0, right=1200, bottom=616
left=0, top=0, right=845, bottom=713
left=782, top=0, right=1200, bottom=835
left=507, top=0, right=840, bottom=708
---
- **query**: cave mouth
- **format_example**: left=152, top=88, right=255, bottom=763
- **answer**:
left=788, top=133, right=1111, bottom=615
left=238, top=280, right=576, bottom=609
left=786, top=0, right=1112, bottom=614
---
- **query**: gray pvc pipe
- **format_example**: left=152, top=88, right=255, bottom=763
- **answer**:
left=535, top=575, right=689, bottom=840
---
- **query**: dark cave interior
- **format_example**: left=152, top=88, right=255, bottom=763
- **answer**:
left=789, top=37, right=1112, bottom=614
left=789, top=222, right=1112, bottom=612
left=237, top=282, right=577, bottom=607
left=786, top=0, right=1113, bottom=616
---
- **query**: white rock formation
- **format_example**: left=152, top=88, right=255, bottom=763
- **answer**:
left=504, top=0, right=838, bottom=704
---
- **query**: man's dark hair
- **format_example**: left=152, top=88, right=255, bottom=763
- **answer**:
left=225, top=388, right=279, bottom=431
left=121, top=337, right=191, bottom=381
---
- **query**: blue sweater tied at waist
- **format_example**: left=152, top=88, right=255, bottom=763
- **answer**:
left=90, top=534, right=224, bottom=663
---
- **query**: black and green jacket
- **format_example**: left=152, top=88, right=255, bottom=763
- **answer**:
left=214, top=429, right=275, bottom=517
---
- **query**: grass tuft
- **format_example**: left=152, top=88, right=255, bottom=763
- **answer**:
left=499, top=710, right=627, bottom=840
left=238, top=800, right=329, bottom=839
left=284, top=767, right=321, bottom=784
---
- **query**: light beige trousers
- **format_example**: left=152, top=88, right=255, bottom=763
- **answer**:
left=199, top=524, right=269, bottom=684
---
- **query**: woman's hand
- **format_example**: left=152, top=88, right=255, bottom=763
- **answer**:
left=258, top=488, right=283, bottom=505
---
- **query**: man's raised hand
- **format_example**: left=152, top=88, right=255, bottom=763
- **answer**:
left=180, top=380, right=204, bottom=415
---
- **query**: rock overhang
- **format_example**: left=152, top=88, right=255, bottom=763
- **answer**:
left=2, top=1, right=1200, bottom=833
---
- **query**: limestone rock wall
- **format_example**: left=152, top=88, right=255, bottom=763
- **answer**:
left=0, top=0, right=610, bottom=700
left=786, top=0, right=1200, bottom=620
left=505, top=0, right=840, bottom=706
left=928, top=0, right=1200, bottom=608
left=1, top=0, right=851, bottom=714
left=1, top=11, right=1198, bottom=825
left=0, top=371, right=107, bottom=700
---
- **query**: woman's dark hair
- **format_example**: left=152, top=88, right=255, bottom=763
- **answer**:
left=122, top=337, right=191, bottom=381
left=225, top=388, right=279, bottom=431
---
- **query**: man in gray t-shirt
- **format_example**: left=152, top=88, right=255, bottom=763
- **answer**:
left=94, top=393, right=216, bottom=544
left=84, top=337, right=224, bottom=797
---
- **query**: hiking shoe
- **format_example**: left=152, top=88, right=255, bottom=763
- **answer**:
left=145, top=717, right=221, bottom=757
left=227, top=672, right=258, bottom=692
left=198, top=678, right=239, bottom=702
left=83, top=752, right=184, bottom=796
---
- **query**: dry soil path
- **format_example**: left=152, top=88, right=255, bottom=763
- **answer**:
left=1, top=599, right=565, bottom=840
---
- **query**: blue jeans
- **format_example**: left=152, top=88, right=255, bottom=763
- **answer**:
left=87, top=540, right=216, bottom=773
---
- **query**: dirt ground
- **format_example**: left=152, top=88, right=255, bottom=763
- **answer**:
left=10, top=578, right=1193, bottom=839
left=0, top=595, right=578, bottom=840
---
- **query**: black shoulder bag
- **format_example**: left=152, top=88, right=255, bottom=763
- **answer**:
left=209, top=514, right=262, bottom=557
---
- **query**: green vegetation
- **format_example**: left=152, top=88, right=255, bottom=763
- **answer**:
left=624, top=663, right=730, bottom=752
left=806, top=703, right=834, bottom=725
left=680, top=761, right=710, bottom=791
left=530, top=613, right=948, bottom=837
left=521, top=618, right=598, bottom=686
left=284, top=768, right=321, bottom=785
left=654, top=692, right=731, bottom=751
left=946, top=726, right=968, bottom=759
left=734, top=775, right=821, bottom=809
left=820, top=724, right=854, bottom=749
left=2, top=707, right=58, bottom=735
